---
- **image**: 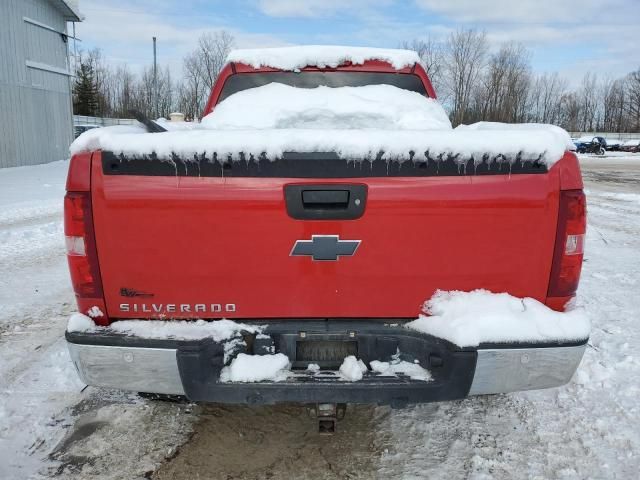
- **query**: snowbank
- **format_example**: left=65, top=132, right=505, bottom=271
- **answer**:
left=220, top=353, right=291, bottom=382
left=406, top=290, right=590, bottom=347
left=226, top=45, right=420, bottom=70
left=67, top=314, right=264, bottom=342
left=201, top=83, right=451, bottom=131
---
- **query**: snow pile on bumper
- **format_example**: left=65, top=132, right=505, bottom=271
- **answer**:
left=220, top=353, right=291, bottom=383
left=406, top=290, right=591, bottom=348
left=338, top=356, right=368, bottom=381
left=370, top=359, right=432, bottom=381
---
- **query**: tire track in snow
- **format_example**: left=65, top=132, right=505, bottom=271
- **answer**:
left=0, top=215, right=64, bottom=266
left=0, top=201, right=62, bottom=228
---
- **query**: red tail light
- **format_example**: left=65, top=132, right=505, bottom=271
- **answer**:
left=64, top=192, right=103, bottom=297
left=65, top=154, right=108, bottom=324
left=548, top=190, right=586, bottom=299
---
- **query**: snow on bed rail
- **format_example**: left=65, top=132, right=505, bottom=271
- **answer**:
left=69, top=82, right=574, bottom=167
left=226, top=45, right=421, bottom=70
left=458, top=122, right=575, bottom=152
left=406, top=290, right=590, bottom=348
left=70, top=127, right=570, bottom=167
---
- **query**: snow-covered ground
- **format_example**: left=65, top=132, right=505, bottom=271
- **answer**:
left=0, top=161, right=197, bottom=479
left=1, top=154, right=639, bottom=479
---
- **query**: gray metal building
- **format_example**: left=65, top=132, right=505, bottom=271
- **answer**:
left=0, top=0, right=81, bottom=168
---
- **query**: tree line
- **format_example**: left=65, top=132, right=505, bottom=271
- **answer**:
left=72, top=31, right=233, bottom=121
left=73, top=29, right=640, bottom=132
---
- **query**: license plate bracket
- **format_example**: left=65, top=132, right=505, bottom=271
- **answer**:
left=295, top=340, right=358, bottom=369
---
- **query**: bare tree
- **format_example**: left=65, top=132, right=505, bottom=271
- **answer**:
left=194, top=31, right=235, bottom=91
left=472, top=43, right=531, bottom=123
left=601, top=77, right=626, bottom=132
left=626, top=69, right=640, bottom=132
left=559, top=92, right=581, bottom=132
left=443, top=29, right=488, bottom=126
left=531, top=73, right=568, bottom=124
left=180, top=50, right=208, bottom=120
left=401, top=38, right=444, bottom=97
left=176, top=31, right=235, bottom=119
left=111, top=64, right=136, bottom=117
left=577, top=73, right=599, bottom=131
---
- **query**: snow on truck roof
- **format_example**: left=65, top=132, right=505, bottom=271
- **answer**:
left=226, top=45, right=421, bottom=70
left=70, top=83, right=575, bottom=167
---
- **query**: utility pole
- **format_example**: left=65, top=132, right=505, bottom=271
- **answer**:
left=152, top=36, right=157, bottom=118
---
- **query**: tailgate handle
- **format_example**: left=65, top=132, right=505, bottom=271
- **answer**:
left=302, top=190, right=349, bottom=209
left=285, top=184, right=367, bottom=220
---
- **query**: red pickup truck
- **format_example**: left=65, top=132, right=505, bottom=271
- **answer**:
left=65, top=47, right=587, bottom=408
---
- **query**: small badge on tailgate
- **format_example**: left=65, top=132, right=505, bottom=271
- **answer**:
left=120, top=287, right=154, bottom=298
left=290, top=235, right=361, bottom=261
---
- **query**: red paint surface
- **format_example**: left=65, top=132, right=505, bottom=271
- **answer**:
left=66, top=152, right=92, bottom=191
left=66, top=60, right=585, bottom=323
left=88, top=153, right=578, bottom=321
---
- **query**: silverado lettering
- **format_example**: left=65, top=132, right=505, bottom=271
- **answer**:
left=119, top=303, right=237, bottom=313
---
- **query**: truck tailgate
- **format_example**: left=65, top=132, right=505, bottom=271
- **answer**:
left=90, top=154, right=559, bottom=320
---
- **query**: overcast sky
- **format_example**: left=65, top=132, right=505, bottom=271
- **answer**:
left=74, top=0, right=640, bottom=84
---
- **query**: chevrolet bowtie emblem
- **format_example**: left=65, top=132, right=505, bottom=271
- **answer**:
left=290, top=235, right=361, bottom=261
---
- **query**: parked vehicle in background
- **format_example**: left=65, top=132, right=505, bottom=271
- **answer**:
left=620, top=139, right=640, bottom=153
left=572, top=136, right=592, bottom=151
left=603, top=138, right=622, bottom=151
left=575, top=136, right=606, bottom=155
left=74, top=124, right=100, bottom=138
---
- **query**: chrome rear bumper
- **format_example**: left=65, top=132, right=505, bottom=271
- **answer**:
left=67, top=322, right=587, bottom=404
left=469, top=345, right=586, bottom=395
left=68, top=344, right=185, bottom=395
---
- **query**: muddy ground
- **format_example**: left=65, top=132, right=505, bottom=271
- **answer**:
left=153, top=404, right=388, bottom=480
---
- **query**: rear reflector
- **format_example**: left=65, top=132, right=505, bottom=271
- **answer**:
left=548, top=190, right=586, bottom=298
